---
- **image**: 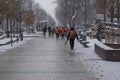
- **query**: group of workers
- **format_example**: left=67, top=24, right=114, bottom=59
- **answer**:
left=42, top=26, right=79, bottom=50
left=54, top=27, right=68, bottom=39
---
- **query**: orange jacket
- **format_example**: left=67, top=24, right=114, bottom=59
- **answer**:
left=55, top=28, right=59, bottom=33
left=61, top=28, right=65, bottom=34
left=70, top=30, right=75, bottom=36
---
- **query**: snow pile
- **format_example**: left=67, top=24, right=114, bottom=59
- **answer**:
left=0, top=32, right=42, bottom=53
left=94, top=39, right=113, bottom=50
left=75, top=38, right=120, bottom=80
left=23, top=32, right=43, bottom=37
left=0, top=34, right=6, bottom=39
left=0, top=38, right=17, bottom=44
left=0, top=38, right=33, bottom=53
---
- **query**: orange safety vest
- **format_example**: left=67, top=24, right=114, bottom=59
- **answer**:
left=70, top=30, right=75, bottom=36
left=55, top=28, right=59, bottom=33
left=61, top=28, right=65, bottom=34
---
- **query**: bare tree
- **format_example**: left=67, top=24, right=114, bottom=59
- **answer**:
left=55, top=0, right=96, bottom=29
left=55, top=0, right=82, bottom=27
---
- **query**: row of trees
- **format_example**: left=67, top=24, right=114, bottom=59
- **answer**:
left=95, top=0, right=120, bottom=34
left=0, top=0, right=47, bottom=37
left=96, top=0, right=120, bottom=43
left=55, top=0, right=96, bottom=29
left=0, top=0, right=48, bottom=45
left=55, top=0, right=120, bottom=29
left=55, top=0, right=120, bottom=43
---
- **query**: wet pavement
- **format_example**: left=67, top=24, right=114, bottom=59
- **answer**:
left=0, top=37, right=96, bottom=80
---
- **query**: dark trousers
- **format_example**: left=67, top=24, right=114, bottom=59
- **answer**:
left=48, top=31, right=51, bottom=37
left=52, top=31, right=54, bottom=36
left=69, top=39, right=75, bottom=50
left=56, top=33, right=59, bottom=39
left=61, top=33, right=64, bottom=39
left=43, top=32, right=46, bottom=37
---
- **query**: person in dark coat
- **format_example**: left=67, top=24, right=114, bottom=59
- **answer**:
left=48, top=26, right=52, bottom=37
left=42, top=26, right=47, bottom=38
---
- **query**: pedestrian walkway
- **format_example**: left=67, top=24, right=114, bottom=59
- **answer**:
left=0, top=37, right=96, bottom=80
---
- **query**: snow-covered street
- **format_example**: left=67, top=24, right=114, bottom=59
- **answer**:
left=0, top=34, right=119, bottom=80
left=75, top=38, right=120, bottom=80
left=0, top=0, right=120, bottom=80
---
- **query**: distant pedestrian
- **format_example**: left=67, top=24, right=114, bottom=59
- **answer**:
left=51, top=27, right=55, bottom=37
left=64, top=27, right=68, bottom=37
left=61, top=27, right=65, bottom=39
left=48, top=26, right=52, bottom=37
left=67, top=27, right=79, bottom=50
left=42, top=26, right=47, bottom=38
left=55, top=27, right=60, bottom=39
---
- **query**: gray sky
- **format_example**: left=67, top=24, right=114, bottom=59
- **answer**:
left=34, top=0, right=58, bottom=24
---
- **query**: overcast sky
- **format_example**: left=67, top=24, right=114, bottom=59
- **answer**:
left=34, top=0, right=58, bottom=24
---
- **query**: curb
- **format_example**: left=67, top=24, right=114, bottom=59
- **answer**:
left=0, top=34, right=6, bottom=39
left=0, top=39, right=19, bottom=46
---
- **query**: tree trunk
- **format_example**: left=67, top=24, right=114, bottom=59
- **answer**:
left=6, top=17, right=9, bottom=38
left=10, top=19, right=13, bottom=46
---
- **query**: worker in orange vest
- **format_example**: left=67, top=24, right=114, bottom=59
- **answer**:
left=61, top=27, right=65, bottom=39
left=55, top=27, right=60, bottom=39
left=67, top=27, right=79, bottom=50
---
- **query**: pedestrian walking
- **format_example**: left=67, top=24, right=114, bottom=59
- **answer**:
left=64, top=26, right=68, bottom=37
left=55, top=27, right=60, bottom=39
left=61, top=27, right=65, bottom=39
left=42, top=26, right=47, bottom=38
left=51, top=27, right=55, bottom=37
left=67, top=27, right=79, bottom=50
left=48, top=26, right=52, bottom=37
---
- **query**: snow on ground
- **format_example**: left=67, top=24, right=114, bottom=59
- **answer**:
left=75, top=38, right=120, bottom=80
left=0, top=32, right=43, bottom=53
left=0, top=38, right=33, bottom=53
left=23, top=32, right=43, bottom=37
left=0, top=33, right=120, bottom=80
left=0, top=34, right=6, bottom=39
left=0, top=38, right=17, bottom=44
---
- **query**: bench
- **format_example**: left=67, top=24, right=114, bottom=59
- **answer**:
left=79, top=39, right=83, bottom=43
left=78, top=34, right=90, bottom=47
left=81, top=41, right=90, bottom=47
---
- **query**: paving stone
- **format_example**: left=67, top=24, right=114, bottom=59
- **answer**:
left=0, top=37, right=96, bottom=80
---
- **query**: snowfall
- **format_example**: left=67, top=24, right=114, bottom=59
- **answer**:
left=0, top=33, right=120, bottom=80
